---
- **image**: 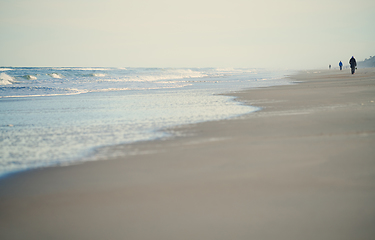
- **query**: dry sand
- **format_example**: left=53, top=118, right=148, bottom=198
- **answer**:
left=1, top=69, right=375, bottom=240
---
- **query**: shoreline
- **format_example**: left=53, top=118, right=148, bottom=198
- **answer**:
left=1, top=69, right=375, bottom=240
left=0, top=68, right=287, bottom=177
left=0, top=70, right=287, bottom=178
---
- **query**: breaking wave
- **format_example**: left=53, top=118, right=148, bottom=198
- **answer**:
left=48, top=73, right=63, bottom=78
left=0, top=67, right=280, bottom=98
left=0, top=73, right=15, bottom=85
left=24, top=75, right=38, bottom=80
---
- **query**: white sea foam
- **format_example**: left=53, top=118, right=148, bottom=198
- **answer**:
left=25, top=75, right=38, bottom=80
left=131, top=70, right=208, bottom=82
left=0, top=68, right=13, bottom=71
left=48, top=73, right=63, bottom=78
left=77, top=68, right=112, bottom=71
left=92, top=73, right=106, bottom=77
left=0, top=73, right=15, bottom=85
left=51, top=67, right=112, bottom=71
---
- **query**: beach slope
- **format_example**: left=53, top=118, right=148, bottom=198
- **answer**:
left=1, top=69, right=375, bottom=240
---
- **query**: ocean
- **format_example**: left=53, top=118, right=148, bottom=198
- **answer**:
left=0, top=67, right=292, bottom=177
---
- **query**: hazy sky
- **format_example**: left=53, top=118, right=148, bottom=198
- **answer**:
left=1, top=0, right=374, bottom=69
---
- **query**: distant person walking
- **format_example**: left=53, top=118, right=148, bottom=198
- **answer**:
left=339, top=61, right=343, bottom=70
left=329, top=64, right=331, bottom=69
left=349, top=56, right=357, bottom=74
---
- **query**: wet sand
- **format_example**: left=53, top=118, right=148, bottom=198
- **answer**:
left=1, top=69, right=375, bottom=240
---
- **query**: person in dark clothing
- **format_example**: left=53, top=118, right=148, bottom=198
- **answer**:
left=349, top=56, right=357, bottom=74
left=339, top=61, right=343, bottom=70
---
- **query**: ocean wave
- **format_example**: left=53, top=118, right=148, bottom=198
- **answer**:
left=215, top=67, right=255, bottom=74
left=48, top=73, right=63, bottom=78
left=77, top=68, right=112, bottom=71
left=24, top=75, right=38, bottom=80
left=91, top=73, right=106, bottom=77
left=51, top=67, right=112, bottom=71
left=0, top=86, right=87, bottom=98
left=87, top=83, right=192, bottom=93
left=0, top=68, right=13, bottom=72
left=0, top=73, right=15, bottom=85
left=0, top=67, right=277, bottom=98
left=128, top=70, right=209, bottom=82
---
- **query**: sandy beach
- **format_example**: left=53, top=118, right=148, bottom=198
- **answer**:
left=1, top=69, right=375, bottom=240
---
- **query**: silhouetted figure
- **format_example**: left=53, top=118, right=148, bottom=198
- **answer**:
left=339, top=61, right=343, bottom=70
left=349, top=56, right=356, bottom=74
left=329, top=64, right=331, bottom=69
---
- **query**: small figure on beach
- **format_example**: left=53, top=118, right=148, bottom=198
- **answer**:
left=329, top=64, right=331, bottom=69
left=339, top=61, right=343, bottom=70
left=349, top=56, right=357, bottom=74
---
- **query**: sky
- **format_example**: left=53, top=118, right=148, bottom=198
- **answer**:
left=1, top=0, right=374, bottom=69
